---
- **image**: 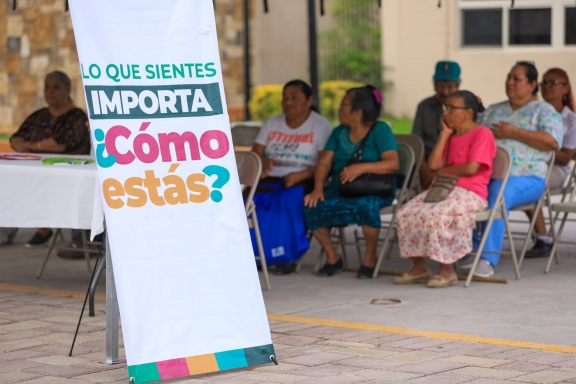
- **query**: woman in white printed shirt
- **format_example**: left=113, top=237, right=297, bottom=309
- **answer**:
left=525, top=68, right=576, bottom=258
left=251, top=80, right=332, bottom=275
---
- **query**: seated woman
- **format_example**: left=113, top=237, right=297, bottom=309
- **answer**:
left=252, top=79, right=332, bottom=275
left=525, top=68, right=576, bottom=258
left=9, top=71, right=90, bottom=247
left=458, top=61, right=563, bottom=277
left=394, top=91, right=495, bottom=288
left=304, top=85, right=399, bottom=278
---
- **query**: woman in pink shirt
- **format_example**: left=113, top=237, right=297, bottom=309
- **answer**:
left=394, top=91, right=496, bottom=288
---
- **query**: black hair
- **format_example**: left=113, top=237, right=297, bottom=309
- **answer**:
left=449, top=90, right=485, bottom=121
left=515, top=61, right=539, bottom=96
left=283, top=79, right=319, bottom=113
left=346, top=84, right=382, bottom=124
left=46, top=70, right=71, bottom=88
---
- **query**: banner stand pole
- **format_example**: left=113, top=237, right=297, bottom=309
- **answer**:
left=103, top=237, right=124, bottom=365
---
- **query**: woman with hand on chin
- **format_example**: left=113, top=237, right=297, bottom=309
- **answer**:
left=251, top=79, right=332, bottom=275
left=9, top=71, right=90, bottom=248
left=457, top=61, right=563, bottom=277
left=394, top=91, right=495, bottom=288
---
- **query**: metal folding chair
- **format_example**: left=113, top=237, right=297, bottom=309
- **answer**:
left=235, top=151, right=271, bottom=291
left=512, top=153, right=556, bottom=268
left=231, top=124, right=262, bottom=148
left=465, top=147, right=521, bottom=287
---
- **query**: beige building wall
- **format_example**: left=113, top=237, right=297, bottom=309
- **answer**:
left=382, top=0, right=576, bottom=120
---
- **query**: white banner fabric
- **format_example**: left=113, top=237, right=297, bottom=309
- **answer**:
left=68, top=1, right=274, bottom=382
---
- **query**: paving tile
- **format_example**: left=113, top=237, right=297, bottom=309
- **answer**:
left=31, top=355, right=91, bottom=366
left=240, top=372, right=307, bottom=383
left=332, top=347, right=397, bottom=359
left=23, top=364, right=102, bottom=378
left=290, top=363, right=362, bottom=377
left=0, top=360, right=45, bottom=374
left=449, top=366, right=525, bottom=379
left=439, top=355, right=511, bottom=367
left=273, top=335, right=322, bottom=346
left=293, top=376, right=366, bottom=384
left=283, top=352, right=352, bottom=366
left=0, top=338, right=45, bottom=352
left=38, top=332, right=103, bottom=345
left=0, top=320, right=51, bottom=335
left=495, top=361, right=550, bottom=372
left=73, top=368, right=129, bottom=382
left=336, top=357, right=407, bottom=370
left=397, top=338, right=453, bottom=350
left=285, top=326, right=353, bottom=338
left=11, top=377, right=94, bottom=384
left=519, top=352, right=576, bottom=365
left=269, top=322, right=319, bottom=333
left=553, top=358, right=576, bottom=369
left=383, top=337, right=427, bottom=348
left=277, top=345, right=340, bottom=359
left=0, top=329, right=52, bottom=342
left=0, top=348, right=49, bottom=362
left=389, top=350, right=447, bottom=363
left=347, top=368, right=420, bottom=381
left=485, top=349, right=538, bottom=360
left=513, top=370, right=576, bottom=383
left=390, top=360, right=466, bottom=375
left=422, top=342, right=476, bottom=352
left=251, top=362, right=305, bottom=372
left=317, top=339, right=378, bottom=349
left=403, top=372, right=477, bottom=384
left=442, top=344, right=505, bottom=357
left=39, top=323, right=105, bottom=334
left=0, top=371, right=41, bottom=383
left=464, top=379, right=523, bottom=384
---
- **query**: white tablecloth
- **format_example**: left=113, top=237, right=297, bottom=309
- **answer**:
left=0, top=153, right=104, bottom=236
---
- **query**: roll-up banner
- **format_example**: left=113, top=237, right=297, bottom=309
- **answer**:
left=68, top=1, right=275, bottom=383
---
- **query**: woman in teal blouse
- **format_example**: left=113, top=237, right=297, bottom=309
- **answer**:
left=304, top=85, right=399, bottom=278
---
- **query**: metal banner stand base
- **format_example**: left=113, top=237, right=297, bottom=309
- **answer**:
left=101, top=238, right=125, bottom=365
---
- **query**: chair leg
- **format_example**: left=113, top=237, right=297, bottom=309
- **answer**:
left=503, top=210, right=520, bottom=280
left=518, top=197, right=544, bottom=269
left=36, top=228, right=61, bottom=279
left=80, top=229, right=92, bottom=273
left=373, top=216, right=396, bottom=278
left=546, top=212, right=568, bottom=273
left=353, top=227, right=363, bottom=265
left=295, top=231, right=314, bottom=273
left=338, top=228, right=349, bottom=269
left=466, top=207, right=501, bottom=287
left=252, top=212, right=271, bottom=291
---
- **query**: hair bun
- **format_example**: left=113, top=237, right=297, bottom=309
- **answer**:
left=476, top=96, right=485, bottom=113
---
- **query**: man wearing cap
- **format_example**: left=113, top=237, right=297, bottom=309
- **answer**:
left=412, top=61, right=461, bottom=189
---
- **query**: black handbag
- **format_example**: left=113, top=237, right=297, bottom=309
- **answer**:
left=338, top=125, right=396, bottom=199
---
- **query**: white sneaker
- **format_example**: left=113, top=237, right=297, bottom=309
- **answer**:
left=473, top=259, right=494, bottom=278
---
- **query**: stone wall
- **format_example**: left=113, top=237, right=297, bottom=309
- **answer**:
left=0, top=0, right=249, bottom=135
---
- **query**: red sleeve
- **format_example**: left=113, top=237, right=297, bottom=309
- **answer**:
left=467, top=127, right=496, bottom=171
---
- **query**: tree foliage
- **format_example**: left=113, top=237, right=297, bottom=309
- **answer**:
left=320, top=0, right=384, bottom=89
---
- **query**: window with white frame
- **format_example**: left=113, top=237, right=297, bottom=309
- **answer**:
left=460, top=0, right=576, bottom=48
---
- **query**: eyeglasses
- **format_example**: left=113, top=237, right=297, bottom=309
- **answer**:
left=444, top=104, right=468, bottom=112
left=540, top=80, right=567, bottom=87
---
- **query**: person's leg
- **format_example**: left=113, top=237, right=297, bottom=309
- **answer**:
left=408, top=257, right=428, bottom=275
left=438, top=263, right=456, bottom=279
left=313, top=227, right=339, bottom=264
left=473, top=176, right=546, bottom=266
left=361, top=225, right=380, bottom=267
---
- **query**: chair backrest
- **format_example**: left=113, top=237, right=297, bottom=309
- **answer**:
left=396, top=143, right=415, bottom=204
left=235, top=151, right=262, bottom=212
left=491, top=147, right=511, bottom=181
left=394, top=134, right=424, bottom=194
left=231, top=125, right=261, bottom=147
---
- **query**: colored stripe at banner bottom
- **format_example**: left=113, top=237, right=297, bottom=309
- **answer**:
left=128, top=344, right=276, bottom=384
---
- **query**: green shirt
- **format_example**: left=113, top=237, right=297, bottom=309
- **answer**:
left=325, top=121, right=398, bottom=188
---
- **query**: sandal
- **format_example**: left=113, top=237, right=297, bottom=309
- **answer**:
left=427, top=274, right=458, bottom=288
left=393, top=271, right=431, bottom=285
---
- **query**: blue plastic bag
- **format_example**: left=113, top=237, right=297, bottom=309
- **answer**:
left=249, top=182, right=310, bottom=266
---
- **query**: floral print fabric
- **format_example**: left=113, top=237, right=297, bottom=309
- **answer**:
left=478, top=100, right=563, bottom=178
left=397, top=187, right=487, bottom=264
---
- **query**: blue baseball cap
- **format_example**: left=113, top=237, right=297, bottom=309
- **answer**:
left=433, top=61, right=461, bottom=82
